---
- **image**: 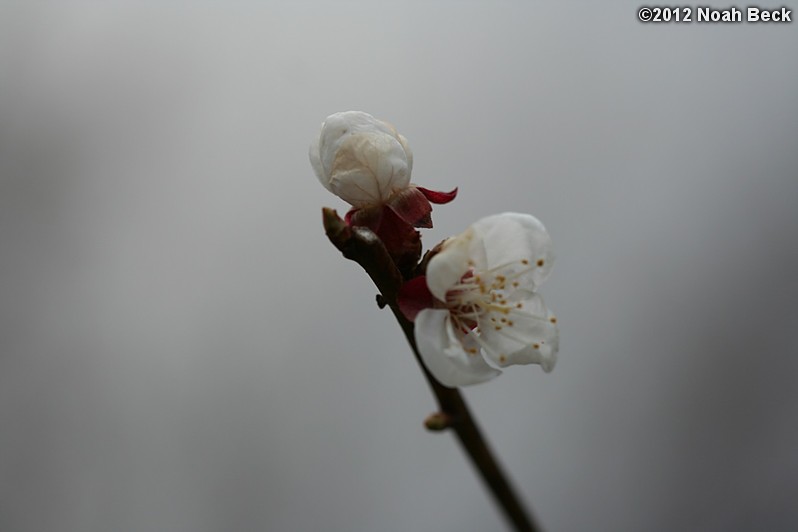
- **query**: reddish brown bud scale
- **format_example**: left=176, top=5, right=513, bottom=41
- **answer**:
left=342, top=185, right=457, bottom=277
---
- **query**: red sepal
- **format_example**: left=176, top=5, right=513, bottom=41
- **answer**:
left=397, top=275, right=434, bottom=322
left=387, top=187, right=433, bottom=229
left=417, top=186, right=458, bottom=204
left=343, top=184, right=457, bottom=275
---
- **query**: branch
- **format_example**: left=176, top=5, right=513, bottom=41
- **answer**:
left=323, top=208, right=540, bottom=532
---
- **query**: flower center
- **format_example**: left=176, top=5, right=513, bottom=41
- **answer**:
left=444, top=259, right=535, bottom=328
left=442, top=258, right=553, bottom=361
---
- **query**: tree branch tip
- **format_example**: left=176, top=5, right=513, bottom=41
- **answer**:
left=322, top=207, right=350, bottom=240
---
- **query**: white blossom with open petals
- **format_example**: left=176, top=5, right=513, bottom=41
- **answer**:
left=415, top=213, right=559, bottom=387
left=309, top=111, right=413, bottom=208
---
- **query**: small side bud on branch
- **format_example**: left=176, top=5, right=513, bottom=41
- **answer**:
left=424, top=412, right=453, bottom=431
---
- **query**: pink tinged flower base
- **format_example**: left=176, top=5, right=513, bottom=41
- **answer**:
left=345, top=186, right=458, bottom=231
left=345, top=186, right=457, bottom=271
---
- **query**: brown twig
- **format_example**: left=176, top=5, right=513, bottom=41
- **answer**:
left=323, top=208, right=540, bottom=532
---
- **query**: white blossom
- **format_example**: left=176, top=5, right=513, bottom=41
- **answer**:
left=414, top=213, right=559, bottom=387
left=309, top=111, right=413, bottom=208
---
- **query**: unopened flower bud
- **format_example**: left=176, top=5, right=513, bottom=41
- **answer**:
left=310, top=111, right=457, bottom=275
left=309, top=111, right=413, bottom=207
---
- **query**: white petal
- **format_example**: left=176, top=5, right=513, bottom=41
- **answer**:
left=425, top=228, right=476, bottom=302
left=472, top=212, right=555, bottom=290
left=308, top=135, right=331, bottom=191
left=479, top=293, right=559, bottom=372
left=316, top=111, right=383, bottom=179
left=327, top=133, right=409, bottom=206
left=397, top=133, right=413, bottom=174
left=415, top=308, right=501, bottom=388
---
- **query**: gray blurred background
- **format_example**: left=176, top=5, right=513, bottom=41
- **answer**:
left=1, top=2, right=796, bottom=531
